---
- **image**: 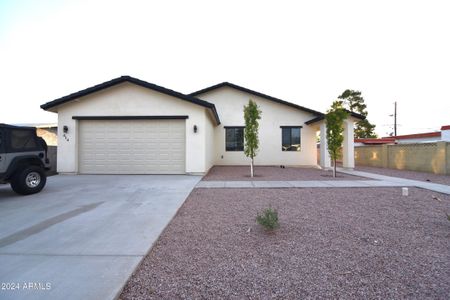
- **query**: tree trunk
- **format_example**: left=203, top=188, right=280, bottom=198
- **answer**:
left=333, top=159, right=336, bottom=178
left=250, top=158, right=254, bottom=178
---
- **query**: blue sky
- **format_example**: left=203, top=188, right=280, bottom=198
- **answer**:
left=0, top=0, right=449, bottom=136
left=0, top=0, right=64, bottom=37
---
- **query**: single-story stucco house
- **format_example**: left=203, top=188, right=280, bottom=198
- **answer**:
left=355, top=125, right=450, bottom=146
left=40, top=76, right=363, bottom=175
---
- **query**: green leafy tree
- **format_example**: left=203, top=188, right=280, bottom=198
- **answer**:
left=244, top=99, right=262, bottom=177
left=325, top=101, right=349, bottom=177
left=338, top=89, right=377, bottom=138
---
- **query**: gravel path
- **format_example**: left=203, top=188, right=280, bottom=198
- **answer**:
left=121, top=188, right=450, bottom=299
left=355, top=166, right=450, bottom=186
left=203, top=166, right=367, bottom=181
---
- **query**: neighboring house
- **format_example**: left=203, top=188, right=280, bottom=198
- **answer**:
left=13, top=123, right=58, bottom=146
left=40, top=76, right=363, bottom=175
left=355, top=125, right=450, bottom=146
left=36, top=124, right=58, bottom=146
left=354, top=137, right=396, bottom=146
left=389, top=126, right=450, bottom=144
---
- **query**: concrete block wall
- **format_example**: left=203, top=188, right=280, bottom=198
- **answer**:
left=387, top=143, right=437, bottom=173
left=445, top=143, right=450, bottom=175
left=354, top=146, right=384, bottom=168
left=47, top=146, right=57, bottom=175
left=355, top=142, right=449, bottom=175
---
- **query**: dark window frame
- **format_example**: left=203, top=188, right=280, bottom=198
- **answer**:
left=225, top=126, right=245, bottom=152
left=281, top=126, right=302, bottom=152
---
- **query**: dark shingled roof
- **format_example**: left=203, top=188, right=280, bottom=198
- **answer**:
left=305, top=111, right=365, bottom=125
left=190, top=82, right=366, bottom=125
left=41, top=76, right=221, bottom=125
left=190, top=82, right=324, bottom=116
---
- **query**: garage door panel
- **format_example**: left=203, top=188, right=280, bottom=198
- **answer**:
left=79, top=120, right=186, bottom=174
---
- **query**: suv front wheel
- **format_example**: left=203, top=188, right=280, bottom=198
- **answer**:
left=10, top=166, right=47, bottom=195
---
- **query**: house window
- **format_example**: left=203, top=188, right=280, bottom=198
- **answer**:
left=281, top=126, right=301, bottom=151
left=225, top=127, right=244, bottom=151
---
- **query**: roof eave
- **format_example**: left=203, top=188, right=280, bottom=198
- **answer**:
left=305, top=111, right=365, bottom=125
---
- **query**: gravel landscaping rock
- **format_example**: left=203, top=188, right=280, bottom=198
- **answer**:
left=355, top=166, right=450, bottom=186
left=120, top=187, right=450, bottom=299
left=203, top=166, right=367, bottom=181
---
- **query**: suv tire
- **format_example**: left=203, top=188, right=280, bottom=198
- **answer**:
left=10, top=166, right=47, bottom=195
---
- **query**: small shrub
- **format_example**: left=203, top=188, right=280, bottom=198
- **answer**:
left=256, top=208, right=279, bottom=231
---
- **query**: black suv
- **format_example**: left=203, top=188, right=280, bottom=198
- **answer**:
left=0, top=124, right=51, bottom=195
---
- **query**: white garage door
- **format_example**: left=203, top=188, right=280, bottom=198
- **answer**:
left=79, top=119, right=185, bottom=174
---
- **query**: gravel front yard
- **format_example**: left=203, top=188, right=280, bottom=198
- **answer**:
left=355, top=166, right=450, bottom=186
left=121, top=187, right=450, bottom=299
left=203, top=166, right=367, bottom=181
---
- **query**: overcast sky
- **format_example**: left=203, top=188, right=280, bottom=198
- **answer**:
left=0, top=0, right=448, bottom=136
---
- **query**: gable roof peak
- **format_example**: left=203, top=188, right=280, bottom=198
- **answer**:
left=40, top=76, right=221, bottom=124
left=190, top=81, right=324, bottom=116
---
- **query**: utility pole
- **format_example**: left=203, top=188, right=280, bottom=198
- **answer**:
left=388, top=102, right=398, bottom=137
left=394, top=101, right=397, bottom=136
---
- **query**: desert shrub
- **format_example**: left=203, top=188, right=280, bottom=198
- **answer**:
left=256, top=208, right=279, bottom=231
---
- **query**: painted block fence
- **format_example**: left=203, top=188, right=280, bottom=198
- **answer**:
left=355, top=142, right=449, bottom=175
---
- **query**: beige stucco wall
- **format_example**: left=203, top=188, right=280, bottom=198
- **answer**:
left=195, top=87, right=318, bottom=166
left=204, top=110, right=216, bottom=172
left=355, top=142, right=449, bottom=174
left=52, top=82, right=210, bottom=174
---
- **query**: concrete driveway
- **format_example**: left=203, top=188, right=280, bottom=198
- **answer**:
left=0, top=175, right=201, bottom=300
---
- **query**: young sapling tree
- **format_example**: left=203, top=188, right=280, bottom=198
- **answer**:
left=244, top=99, right=262, bottom=177
left=325, top=101, right=348, bottom=177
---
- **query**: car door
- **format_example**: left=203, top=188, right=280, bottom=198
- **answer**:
left=0, top=128, right=6, bottom=173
